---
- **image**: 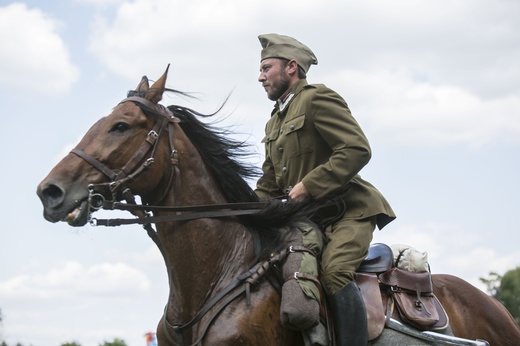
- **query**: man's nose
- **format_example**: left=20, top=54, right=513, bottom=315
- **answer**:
left=258, top=72, right=266, bottom=82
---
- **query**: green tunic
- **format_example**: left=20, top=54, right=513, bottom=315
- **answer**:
left=255, top=79, right=395, bottom=229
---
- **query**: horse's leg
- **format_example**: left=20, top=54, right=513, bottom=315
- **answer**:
left=433, top=273, right=520, bottom=345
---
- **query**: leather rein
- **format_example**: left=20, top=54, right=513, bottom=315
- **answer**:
left=69, top=94, right=282, bottom=345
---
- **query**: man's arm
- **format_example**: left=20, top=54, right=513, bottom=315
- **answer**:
left=301, top=87, right=372, bottom=200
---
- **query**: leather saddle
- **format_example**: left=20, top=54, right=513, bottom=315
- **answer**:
left=354, top=243, right=449, bottom=341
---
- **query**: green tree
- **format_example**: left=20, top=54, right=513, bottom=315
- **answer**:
left=481, top=267, right=520, bottom=325
left=480, top=271, right=501, bottom=296
left=99, top=338, right=127, bottom=346
left=495, top=267, right=520, bottom=324
left=62, top=342, right=82, bottom=346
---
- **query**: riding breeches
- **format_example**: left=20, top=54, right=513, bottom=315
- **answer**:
left=320, top=216, right=376, bottom=295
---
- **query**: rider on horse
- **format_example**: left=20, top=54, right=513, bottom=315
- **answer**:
left=254, top=33, right=396, bottom=346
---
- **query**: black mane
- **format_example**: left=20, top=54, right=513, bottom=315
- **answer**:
left=164, top=103, right=317, bottom=256
left=167, top=104, right=260, bottom=203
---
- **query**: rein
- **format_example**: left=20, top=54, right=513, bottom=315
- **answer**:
left=90, top=200, right=267, bottom=226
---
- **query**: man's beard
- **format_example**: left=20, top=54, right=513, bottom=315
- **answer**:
left=267, top=72, right=291, bottom=101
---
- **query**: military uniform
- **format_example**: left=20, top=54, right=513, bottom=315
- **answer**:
left=255, top=78, right=395, bottom=291
left=256, top=33, right=395, bottom=345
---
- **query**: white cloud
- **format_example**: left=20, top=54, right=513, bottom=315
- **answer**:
left=0, top=261, right=150, bottom=300
left=74, top=0, right=125, bottom=8
left=327, top=69, right=520, bottom=147
left=0, top=3, right=79, bottom=94
left=87, top=0, right=260, bottom=84
left=84, top=0, right=520, bottom=149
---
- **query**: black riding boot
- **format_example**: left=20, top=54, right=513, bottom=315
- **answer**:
left=327, top=281, right=368, bottom=346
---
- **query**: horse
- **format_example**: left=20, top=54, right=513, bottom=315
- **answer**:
left=37, top=66, right=520, bottom=345
left=432, top=274, right=520, bottom=345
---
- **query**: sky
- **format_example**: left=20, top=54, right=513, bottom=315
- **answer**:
left=0, top=0, right=519, bottom=345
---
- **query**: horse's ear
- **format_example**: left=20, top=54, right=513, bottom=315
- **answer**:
left=146, top=64, right=170, bottom=104
left=135, top=76, right=150, bottom=93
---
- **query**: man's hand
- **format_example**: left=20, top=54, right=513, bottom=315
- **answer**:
left=288, top=182, right=311, bottom=201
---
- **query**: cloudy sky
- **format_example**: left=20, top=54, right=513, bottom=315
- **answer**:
left=0, top=0, right=519, bottom=345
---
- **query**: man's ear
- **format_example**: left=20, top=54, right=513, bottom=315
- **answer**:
left=286, top=59, right=299, bottom=77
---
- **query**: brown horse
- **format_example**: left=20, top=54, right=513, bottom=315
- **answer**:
left=37, top=67, right=520, bottom=345
left=432, top=274, right=520, bottom=345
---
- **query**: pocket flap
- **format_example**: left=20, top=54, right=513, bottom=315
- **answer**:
left=284, top=114, right=305, bottom=135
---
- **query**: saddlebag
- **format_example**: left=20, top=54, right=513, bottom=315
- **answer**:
left=379, top=268, right=447, bottom=330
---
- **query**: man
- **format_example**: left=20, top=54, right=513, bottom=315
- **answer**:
left=255, top=33, right=396, bottom=346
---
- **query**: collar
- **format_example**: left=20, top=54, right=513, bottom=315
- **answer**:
left=277, top=92, right=294, bottom=112
left=274, top=79, right=308, bottom=115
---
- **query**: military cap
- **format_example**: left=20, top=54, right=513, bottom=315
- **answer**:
left=258, top=33, right=318, bottom=73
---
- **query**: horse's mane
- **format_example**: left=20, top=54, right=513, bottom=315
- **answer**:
left=164, top=101, right=316, bottom=256
left=167, top=103, right=260, bottom=203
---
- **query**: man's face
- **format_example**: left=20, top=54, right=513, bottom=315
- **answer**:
left=258, top=58, right=290, bottom=101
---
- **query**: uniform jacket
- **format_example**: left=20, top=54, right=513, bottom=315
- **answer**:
left=255, top=79, right=395, bottom=230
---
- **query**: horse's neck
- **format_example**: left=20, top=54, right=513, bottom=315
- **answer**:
left=157, top=215, right=254, bottom=322
left=156, top=136, right=255, bottom=320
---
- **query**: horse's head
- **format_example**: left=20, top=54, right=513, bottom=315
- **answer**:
left=37, top=66, right=178, bottom=226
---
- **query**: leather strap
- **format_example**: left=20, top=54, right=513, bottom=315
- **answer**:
left=70, top=149, right=118, bottom=181
left=116, top=118, right=165, bottom=180
left=92, top=208, right=263, bottom=226
left=104, top=200, right=267, bottom=213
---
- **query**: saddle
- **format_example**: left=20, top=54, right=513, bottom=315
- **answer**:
left=354, top=243, right=449, bottom=341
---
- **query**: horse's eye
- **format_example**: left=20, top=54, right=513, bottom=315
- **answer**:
left=111, top=122, right=130, bottom=133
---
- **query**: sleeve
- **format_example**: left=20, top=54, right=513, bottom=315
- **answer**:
left=301, top=87, right=372, bottom=200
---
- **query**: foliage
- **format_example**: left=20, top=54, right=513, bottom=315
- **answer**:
left=61, top=342, right=82, bottom=346
left=495, top=267, right=520, bottom=324
left=99, top=338, right=127, bottom=346
left=480, top=271, right=501, bottom=296
left=481, top=267, right=520, bottom=325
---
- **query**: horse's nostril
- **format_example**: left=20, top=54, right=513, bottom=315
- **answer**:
left=42, top=184, right=64, bottom=208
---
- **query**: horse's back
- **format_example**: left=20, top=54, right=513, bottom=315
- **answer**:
left=433, top=273, right=520, bottom=345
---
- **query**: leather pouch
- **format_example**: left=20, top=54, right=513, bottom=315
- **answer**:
left=379, top=268, right=440, bottom=330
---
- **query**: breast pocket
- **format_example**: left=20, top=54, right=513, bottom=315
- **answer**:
left=262, top=129, right=281, bottom=164
left=283, top=114, right=313, bottom=158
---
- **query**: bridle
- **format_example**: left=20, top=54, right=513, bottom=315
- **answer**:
left=69, top=94, right=290, bottom=345
left=71, top=94, right=267, bottom=226
left=71, top=94, right=180, bottom=210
